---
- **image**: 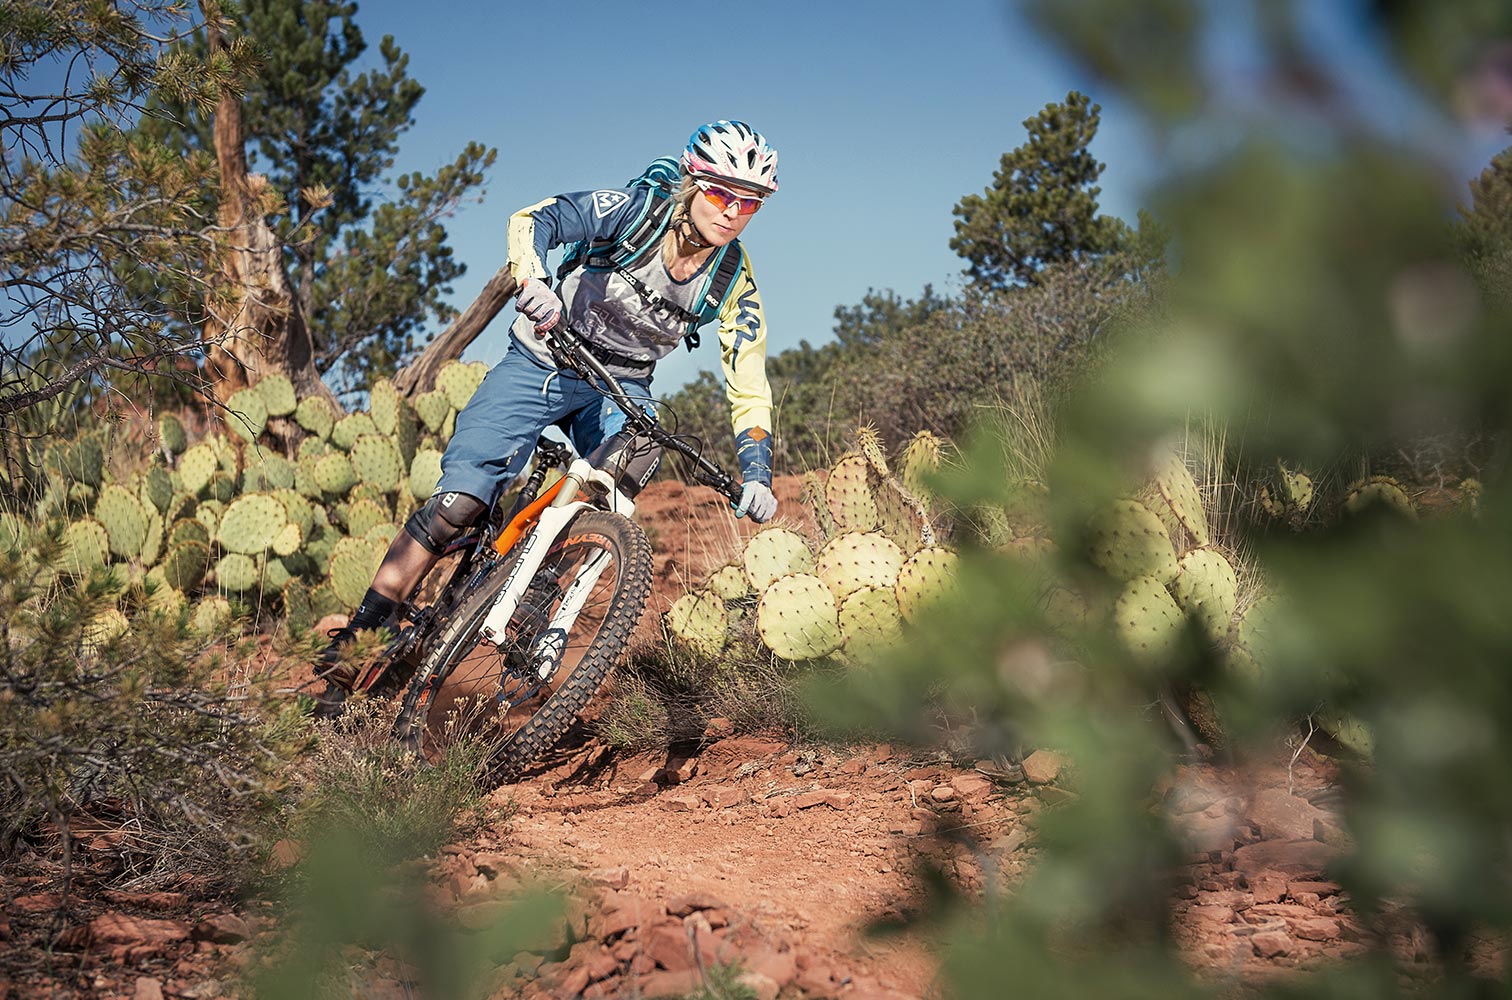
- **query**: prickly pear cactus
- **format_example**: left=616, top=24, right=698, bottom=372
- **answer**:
left=900, top=430, right=941, bottom=501
left=349, top=434, right=404, bottom=493
left=666, top=589, right=728, bottom=658
left=191, top=596, right=235, bottom=639
left=1150, top=449, right=1209, bottom=547
left=225, top=388, right=269, bottom=444
left=742, top=527, right=815, bottom=591
left=215, top=552, right=259, bottom=592
left=1087, top=499, right=1179, bottom=584
left=168, top=517, right=209, bottom=549
left=838, top=586, right=903, bottom=661
left=331, top=413, right=379, bottom=451
left=409, top=449, right=443, bottom=500
left=705, top=564, right=750, bottom=601
left=255, top=374, right=298, bottom=417
left=179, top=444, right=219, bottom=497
left=217, top=494, right=289, bottom=555
left=799, top=472, right=834, bottom=538
left=342, top=497, right=391, bottom=539
left=756, top=573, right=842, bottom=660
left=1345, top=475, right=1416, bottom=520
left=814, top=531, right=904, bottom=603
left=140, top=465, right=173, bottom=513
left=162, top=540, right=212, bottom=591
left=329, top=536, right=384, bottom=608
left=368, top=378, right=400, bottom=435
left=894, top=546, right=960, bottom=624
left=157, top=413, right=188, bottom=455
left=62, top=519, right=111, bottom=577
left=825, top=454, right=878, bottom=533
left=314, top=452, right=356, bottom=496
left=295, top=396, right=337, bottom=441
left=437, top=359, right=488, bottom=411
left=1169, top=547, right=1238, bottom=641
left=96, top=484, right=150, bottom=559
left=414, top=390, right=452, bottom=435
left=1113, top=575, right=1184, bottom=667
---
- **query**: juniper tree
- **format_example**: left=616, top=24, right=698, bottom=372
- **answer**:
left=950, top=91, right=1130, bottom=289
left=142, top=0, right=495, bottom=392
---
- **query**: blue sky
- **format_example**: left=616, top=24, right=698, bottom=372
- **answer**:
left=345, top=0, right=1164, bottom=392
left=340, top=0, right=1506, bottom=394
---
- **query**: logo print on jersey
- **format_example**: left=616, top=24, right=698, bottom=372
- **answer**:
left=592, top=190, right=629, bottom=218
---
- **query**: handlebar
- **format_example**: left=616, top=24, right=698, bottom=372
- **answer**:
left=542, top=322, right=745, bottom=505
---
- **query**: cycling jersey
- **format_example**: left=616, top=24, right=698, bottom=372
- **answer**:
left=506, top=187, right=774, bottom=440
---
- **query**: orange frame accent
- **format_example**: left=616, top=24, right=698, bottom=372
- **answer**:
left=493, top=476, right=572, bottom=557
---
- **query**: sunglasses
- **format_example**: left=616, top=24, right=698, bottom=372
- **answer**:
left=694, top=178, right=766, bottom=216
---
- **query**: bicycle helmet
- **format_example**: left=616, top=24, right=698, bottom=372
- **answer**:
left=681, top=120, right=779, bottom=195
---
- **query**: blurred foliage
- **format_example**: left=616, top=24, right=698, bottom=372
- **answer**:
left=139, top=0, right=496, bottom=394
left=797, top=1, right=1512, bottom=996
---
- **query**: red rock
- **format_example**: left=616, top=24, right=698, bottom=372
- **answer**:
left=1246, top=870, right=1290, bottom=904
left=1294, top=917, right=1341, bottom=941
left=663, top=793, right=701, bottom=811
left=102, top=891, right=188, bottom=911
left=666, top=892, right=725, bottom=917
left=559, top=965, right=591, bottom=997
left=823, top=790, right=854, bottom=810
left=588, top=866, right=630, bottom=889
left=635, top=766, right=660, bottom=784
left=472, top=852, right=511, bottom=878
left=738, top=971, right=781, bottom=1000
left=1020, top=749, right=1066, bottom=784
left=637, top=969, right=703, bottom=997
left=0, top=917, right=9, bottom=941
left=838, top=757, right=867, bottom=775
left=1231, top=839, right=1338, bottom=876
left=929, top=785, right=956, bottom=803
left=1288, top=879, right=1340, bottom=897
left=1187, top=905, right=1234, bottom=923
left=744, top=945, right=798, bottom=987
left=1196, top=889, right=1252, bottom=910
left=1251, top=930, right=1293, bottom=957
left=193, top=913, right=250, bottom=944
left=271, top=839, right=302, bottom=870
left=643, top=922, right=695, bottom=972
left=700, top=785, right=748, bottom=809
left=134, top=977, right=165, bottom=1000
left=91, top=913, right=190, bottom=946
left=767, top=798, right=793, bottom=818
left=1248, top=789, right=1327, bottom=842
left=584, top=946, right=620, bottom=981
left=793, top=790, right=835, bottom=810
left=702, top=717, right=734, bottom=739
left=1177, top=812, right=1238, bottom=853
left=951, top=773, right=994, bottom=802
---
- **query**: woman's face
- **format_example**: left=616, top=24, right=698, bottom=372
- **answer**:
left=687, top=180, right=763, bottom=247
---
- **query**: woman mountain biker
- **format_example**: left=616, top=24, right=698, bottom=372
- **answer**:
left=314, top=120, right=781, bottom=706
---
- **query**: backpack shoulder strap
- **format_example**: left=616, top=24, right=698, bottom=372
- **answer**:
left=679, top=240, right=745, bottom=351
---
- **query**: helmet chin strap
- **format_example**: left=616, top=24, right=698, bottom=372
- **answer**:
left=676, top=215, right=714, bottom=250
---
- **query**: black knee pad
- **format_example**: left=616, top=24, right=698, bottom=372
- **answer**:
left=585, top=430, right=662, bottom=499
left=403, top=491, right=490, bottom=554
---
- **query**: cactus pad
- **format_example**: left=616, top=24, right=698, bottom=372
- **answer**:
left=191, top=596, right=235, bottom=639
left=97, top=484, right=150, bottom=558
left=1042, top=586, right=1090, bottom=633
left=62, top=519, right=111, bottom=577
left=272, top=489, right=315, bottom=536
left=409, top=449, right=443, bottom=499
left=815, top=531, right=904, bottom=602
left=742, top=527, right=815, bottom=591
left=414, top=390, right=452, bottom=434
left=666, top=589, right=728, bottom=658
left=855, top=425, right=891, bottom=477
left=162, top=540, right=212, bottom=591
left=314, top=452, right=356, bottom=496
left=168, top=517, right=210, bottom=549
left=295, top=396, right=337, bottom=440
left=329, top=536, right=384, bottom=608
left=331, top=412, right=379, bottom=451
left=179, top=443, right=219, bottom=497
left=1151, top=450, right=1208, bottom=546
left=1345, top=476, right=1416, bottom=519
left=271, top=521, right=303, bottom=558
left=349, top=434, right=404, bottom=492
left=1113, top=575, right=1185, bottom=667
left=1087, top=499, right=1179, bottom=584
left=900, top=430, right=942, bottom=500
left=343, top=497, right=391, bottom=538
left=225, top=388, right=269, bottom=443
left=217, top=494, right=287, bottom=554
left=437, top=359, right=488, bottom=411
left=894, top=546, right=960, bottom=624
left=63, top=435, right=104, bottom=488
left=825, top=454, right=878, bottom=533
left=140, top=465, right=173, bottom=513
left=215, top=552, right=259, bottom=592
left=157, top=413, right=188, bottom=455
left=254, top=374, right=297, bottom=417
left=705, top=563, right=750, bottom=601
left=838, top=586, right=903, bottom=661
left=756, top=573, right=842, bottom=660
left=369, top=378, right=400, bottom=435
left=1169, top=547, right=1238, bottom=641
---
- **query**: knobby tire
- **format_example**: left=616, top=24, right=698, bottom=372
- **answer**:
left=392, top=509, right=652, bottom=785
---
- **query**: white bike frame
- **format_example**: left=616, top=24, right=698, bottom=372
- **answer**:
left=475, top=458, right=634, bottom=653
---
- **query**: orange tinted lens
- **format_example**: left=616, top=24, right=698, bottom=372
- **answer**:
left=701, top=183, right=763, bottom=215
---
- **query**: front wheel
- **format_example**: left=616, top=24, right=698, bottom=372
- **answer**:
left=392, top=509, right=652, bottom=783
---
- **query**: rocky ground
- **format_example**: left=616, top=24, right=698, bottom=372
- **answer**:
left=0, top=477, right=1481, bottom=997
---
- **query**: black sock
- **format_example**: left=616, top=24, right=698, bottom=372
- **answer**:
left=349, top=589, right=400, bottom=632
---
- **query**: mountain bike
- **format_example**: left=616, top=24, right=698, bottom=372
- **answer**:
left=345, top=323, right=743, bottom=784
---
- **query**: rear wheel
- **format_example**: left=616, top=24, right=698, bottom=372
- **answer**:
left=392, top=510, right=651, bottom=783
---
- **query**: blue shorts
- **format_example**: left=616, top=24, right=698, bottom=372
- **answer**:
left=434, top=337, right=655, bottom=507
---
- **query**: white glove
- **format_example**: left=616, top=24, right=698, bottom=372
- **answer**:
left=516, top=278, right=563, bottom=331
left=734, top=481, right=777, bottom=523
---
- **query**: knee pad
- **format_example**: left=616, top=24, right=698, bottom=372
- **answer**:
left=403, top=491, right=490, bottom=554
left=585, top=430, right=662, bottom=499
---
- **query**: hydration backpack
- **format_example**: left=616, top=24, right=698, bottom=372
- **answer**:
left=555, top=156, right=744, bottom=351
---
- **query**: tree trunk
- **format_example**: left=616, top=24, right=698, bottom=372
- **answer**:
left=200, top=10, right=338, bottom=413
left=392, top=265, right=517, bottom=398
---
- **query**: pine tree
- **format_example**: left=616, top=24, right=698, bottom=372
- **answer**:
left=1457, top=146, right=1512, bottom=259
left=950, top=91, right=1130, bottom=289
